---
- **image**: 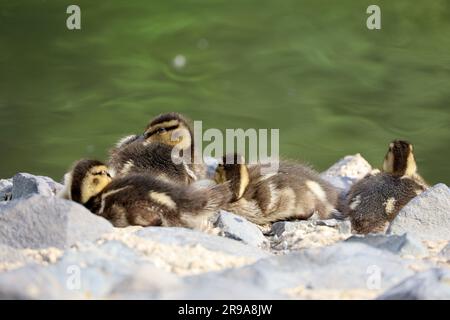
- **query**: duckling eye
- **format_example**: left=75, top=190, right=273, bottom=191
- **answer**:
left=92, top=170, right=109, bottom=176
left=101, top=170, right=111, bottom=177
left=156, top=128, right=166, bottom=134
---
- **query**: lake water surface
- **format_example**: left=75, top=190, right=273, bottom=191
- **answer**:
left=1, top=0, right=449, bottom=184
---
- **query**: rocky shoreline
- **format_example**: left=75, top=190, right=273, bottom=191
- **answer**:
left=1, top=154, right=449, bottom=299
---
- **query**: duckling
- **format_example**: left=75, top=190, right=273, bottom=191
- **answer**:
left=142, top=112, right=206, bottom=179
left=214, top=154, right=340, bottom=225
left=108, top=112, right=206, bottom=180
left=344, top=140, right=429, bottom=234
left=108, top=141, right=196, bottom=184
left=60, top=159, right=232, bottom=229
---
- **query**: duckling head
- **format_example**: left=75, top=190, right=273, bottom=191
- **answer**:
left=142, top=112, right=193, bottom=151
left=383, top=140, right=417, bottom=177
left=63, top=159, right=112, bottom=204
left=214, top=153, right=249, bottom=201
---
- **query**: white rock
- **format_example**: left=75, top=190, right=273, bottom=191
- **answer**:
left=214, top=211, right=269, bottom=248
left=0, top=195, right=113, bottom=249
left=320, top=154, right=372, bottom=192
left=11, top=173, right=63, bottom=199
left=387, top=184, right=450, bottom=241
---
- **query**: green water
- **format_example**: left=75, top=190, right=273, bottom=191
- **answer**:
left=1, top=0, right=449, bottom=184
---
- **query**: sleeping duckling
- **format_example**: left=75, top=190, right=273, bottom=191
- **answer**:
left=108, top=141, right=196, bottom=184
left=109, top=112, right=206, bottom=180
left=142, top=112, right=206, bottom=179
left=214, top=154, right=340, bottom=225
left=60, top=159, right=231, bottom=229
left=344, top=140, right=429, bottom=234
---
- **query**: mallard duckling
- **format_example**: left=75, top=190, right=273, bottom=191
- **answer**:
left=344, top=140, right=429, bottom=234
left=142, top=112, right=206, bottom=179
left=60, top=159, right=231, bottom=229
left=214, top=154, right=340, bottom=225
left=109, top=112, right=206, bottom=180
left=108, top=141, right=196, bottom=184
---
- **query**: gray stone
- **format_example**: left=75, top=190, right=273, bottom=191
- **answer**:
left=271, top=220, right=310, bottom=236
left=272, top=219, right=351, bottom=237
left=179, top=276, right=285, bottom=300
left=109, top=265, right=283, bottom=299
left=0, top=241, right=144, bottom=299
left=11, top=173, right=63, bottom=199
left=387, top=184, right=450, bottom=241
left=378, top=268, right=450, bottom=300
left=345, top=233, right=428, bottom=257
left=0, top=195, right=113, bottom=249
left=214, top=210, right=269, bottom=248
left=320, top=154, right=372, bottom=192
left=186, top=242, right=419, bottom=297
left=0, top=179, right=12, bottom=201
left=0, top=235, right=275, bottom=300
left=135, top=227, right=269, bottom=259
left=315, top=219, right=352, bottom=234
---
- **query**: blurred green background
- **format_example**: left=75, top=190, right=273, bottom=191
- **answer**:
left=0, top=0, right=449, bottom=184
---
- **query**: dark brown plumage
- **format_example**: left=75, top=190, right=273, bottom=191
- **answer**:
left=108, top=141, right=196, bottom=185
left=345, top=140, right=429, bottom=234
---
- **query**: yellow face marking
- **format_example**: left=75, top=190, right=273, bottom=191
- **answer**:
left=238, top=163, right=250, bottom=199
left=144, top=120, right=192, bottom=150
left=148, top=191, right=177, bottom=210
left=149, top=120, right=179, bottom=132
left=144, top=120, right=192, bottom=149
left=404, top=149, right=417, bottom=177
left=80, top=165, right=112, bottom=203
